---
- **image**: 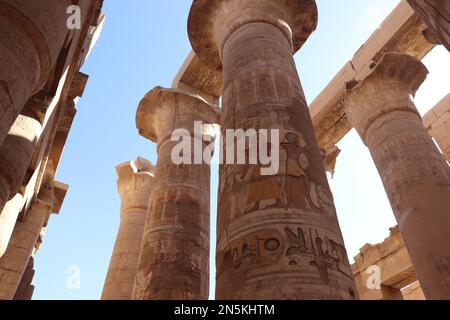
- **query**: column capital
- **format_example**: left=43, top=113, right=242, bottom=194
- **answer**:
left=187, top=0, right=318, bottom=70
left=344, top=53, right=429, bottom=143
left=116, top=157, right=154, bottom=197
left=0, top=0, right=71, bottom=92
left=136, top=87, right=219, bottom=144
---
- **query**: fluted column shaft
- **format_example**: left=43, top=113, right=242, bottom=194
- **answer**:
left=133, top=88, right=218, bottom=300
left=188, top=0, right=356, bottom=300
left=101, top=159, right=154, bottom=300
left=345, top=53, right=450, bottom=299
left=0, top=0, right=69, bottom=144
left=0, top=200, right=50, bottom=300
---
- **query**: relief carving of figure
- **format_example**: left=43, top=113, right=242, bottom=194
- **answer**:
left=280, top=132, right=321, bottom=211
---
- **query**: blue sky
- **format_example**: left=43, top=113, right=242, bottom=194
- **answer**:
left=32, top=0, right=450, bottom=300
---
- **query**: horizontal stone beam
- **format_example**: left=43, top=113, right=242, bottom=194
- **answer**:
left=309, top=0, right=435, bottom=150
left=422, top=93, right=450, bottom=162
left=172, top=51, right=222, bottom=107
left=175, top=2, right=435, bottom=150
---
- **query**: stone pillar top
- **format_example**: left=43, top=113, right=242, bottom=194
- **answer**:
left=136, top=87, right=220, bottom=144
left=187, top=0, right=318, bottom=70
left=0, top=0, right=71, bottom=92
left=344, top=52, right=429, bottom=143
left=116, top=157, right=154, bottom=196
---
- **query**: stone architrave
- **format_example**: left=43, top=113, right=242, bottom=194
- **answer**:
left=133, top=87, right=218, bottom=300
left=188, top=0, right=356, bottom=300
left=345, top=52, right=450, bottom=300
left=101, top=158, right=155, bottom=300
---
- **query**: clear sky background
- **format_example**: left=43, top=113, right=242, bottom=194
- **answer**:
left=32, top=0, right=450, bottom=300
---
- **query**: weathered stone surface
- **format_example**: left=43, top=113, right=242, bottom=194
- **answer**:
left=407, top=0, right=450, bottom=51
left=311, top=0, right=435, bottom=151
left=133, top=87, right=218, bottom=300
left=423, top=94, right=450, bottom=162
left=402, top=281, right=426, bottom=300
left=345, top=52, right=450, bottom=300
left=0, top=194, right=24, bottom=258
left=188, top=0, right=355, bottom=300
left=0, top=200, right=51, bottom=300
left=0, top=114, right=42, bottom=221
left=13, top=257, right=35, bottom=300
left=102, top=158, right=155, bottom=300
left=353, top=226, right=422, bottom=300
left=172, top=51, right=222, bottom=107
left=0, top=0, right=70, bottom=145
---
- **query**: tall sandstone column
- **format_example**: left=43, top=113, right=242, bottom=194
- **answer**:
left=133, top=87, right=218, bottom=300
left=188, top=0, right=356, bottom=299
left=0, top=199, right=52, bottom=299
left=101, top=158, right=155, bottom=300
left=345, top=52, right=450, bottom=300
left=0, top=0, right=69, bottom=144
left=0, top=93, right=52, bottom=255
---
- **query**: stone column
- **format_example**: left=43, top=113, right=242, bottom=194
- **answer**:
left=0, top=199, right=51, bottom=299
left=188, top=0, right=356, bottom=300
left=0, top=115, right=42, bottom=243
left=0, top=0, right=69, bottom=144
left=101, top=157, right=155, bottom=300
left=345, top=52, right=450, bottom=300
left=0, top=92, right=53, bottom=256
left=133, top=87, right=218, bottom=300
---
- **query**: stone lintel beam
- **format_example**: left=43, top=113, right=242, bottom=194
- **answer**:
left=51, top=181, right=69, bottom=215
left=0, top=0, right=70, bottom=145
left=345, top=52, right=450, bottom=300
left=407, top=0, right=450, bottom=51
left=402, top=281, right=426, bottom=300
left=68, top=72, right=90, bottom=100
left=78, top=12, right=106, bottom=68
left=102, top=157, right=154, bottom=300
left=422, top=94, right=450, bottom=162
left=172, top=51, right=222, bottom=108
left=310, top=0, right=435, bottom=151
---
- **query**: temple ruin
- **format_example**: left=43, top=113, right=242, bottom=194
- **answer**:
left=0, top=0, right=449, bottom=300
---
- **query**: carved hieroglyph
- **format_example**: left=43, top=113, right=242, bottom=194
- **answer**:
left=345, top=52, right=450, bottom=300
left=188, top=0, right=356, bottom=300
left=101, top=158, right=155, bottom=300
left=132, top=87, right=219, bottom=300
